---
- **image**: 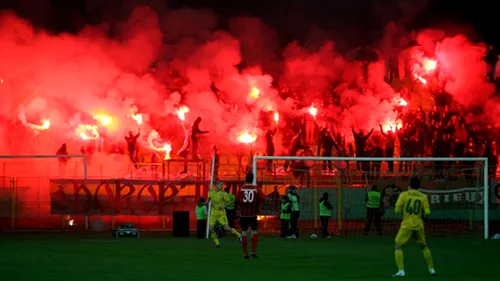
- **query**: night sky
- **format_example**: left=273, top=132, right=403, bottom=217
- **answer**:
left=0, top=0, right=498, bottom=52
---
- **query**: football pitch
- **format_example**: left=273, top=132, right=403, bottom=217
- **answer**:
left=0, top=233, right=498, bottom=281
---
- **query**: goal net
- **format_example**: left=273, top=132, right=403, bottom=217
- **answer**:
left=251, top=156, right=489, bottom=240
left=0, top=154, right=88, bottom=230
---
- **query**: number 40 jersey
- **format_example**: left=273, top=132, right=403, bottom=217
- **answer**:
left=236, top=184, right=267, bottom=217
left=395, top=189, right=431, bottom=231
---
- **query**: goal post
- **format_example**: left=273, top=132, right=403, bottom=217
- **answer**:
left=0, top=154, right=89, bottom=230
left=252, top=156, right=489, bottom=240
left=0, top=154, right=89, bottom=178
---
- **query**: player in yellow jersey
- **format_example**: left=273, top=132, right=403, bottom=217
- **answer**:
left=208, top=182, right=241, bottom=248
left=393, top=176, right=436, bottom=277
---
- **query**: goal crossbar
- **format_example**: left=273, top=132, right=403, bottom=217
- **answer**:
left=251, top=156, right=489, bottom=240
left=0, top=154, right=89, bottom=179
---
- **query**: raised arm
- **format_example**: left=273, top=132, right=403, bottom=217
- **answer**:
left=352, top=128, right=358, bottom=138
left=365, top=128, right=374, bottom=140
left=379, top=124, right=387, bottom=136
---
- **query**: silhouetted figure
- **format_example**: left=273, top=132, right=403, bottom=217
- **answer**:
left=484, top=140, right=498, bottom=179
left=318, top=128, right=336, bottom=172
left=379, top=125, right=395, bottom=172
left=191, top=117, right=208, bottom=161
left=352, top=128, right=373, bottom=180
left=125, top=129, right=140, bottom=168
left=151, top=152, right=160, bottom=178
left=177, top=123, right=191, bottom=174
left=56, top=143, right=69, bottom=178
left=80, top=144, right=94, bottom=166
left=267, top=186, right=281, bottom=213
left=284, top=130, right=303, bottom=171
left=265, top=127, right=277, bottom=170
left=369, top=141, right=384, bottom=181
left=211, top=145, right=220, bottom=180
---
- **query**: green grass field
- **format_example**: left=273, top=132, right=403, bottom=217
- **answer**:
left=1, top=233, right=498, bottom=281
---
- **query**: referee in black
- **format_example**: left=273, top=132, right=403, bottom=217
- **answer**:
left=363, top=184, right=383, bottom=235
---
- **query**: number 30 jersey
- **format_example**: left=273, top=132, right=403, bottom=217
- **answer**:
left=395, top=190, right=431, bottom=231
left=236, top=184, right=266, bottom=217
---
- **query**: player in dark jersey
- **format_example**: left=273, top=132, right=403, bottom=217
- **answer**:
left=236, top=172, right=266, bottom=259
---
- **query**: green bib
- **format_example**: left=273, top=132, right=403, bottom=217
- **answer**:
left=367, top=191, right=381, bottom=208
left=195, top=205, right=206, bottom=220
left=288, top=194, right=300, bottom=211
left=319, top=201, right=332, bottom=217
left=280, top=202, right=291, bottom=220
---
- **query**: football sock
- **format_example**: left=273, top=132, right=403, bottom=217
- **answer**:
left=210, top=232, right=220, bottom=246
left=395, top=249, right=404, bottom=271
left=242, top=235, right=248, bottom=255
left=231, top=228, right=241, bottom=238
left=251, top=233, right=258, bottom=253
left=422, top=247, right=434, bottom=269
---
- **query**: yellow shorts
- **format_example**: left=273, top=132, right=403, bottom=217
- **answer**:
left=209, top=214, right=228, bottom=227
left=395, top=228, right=426, bottom=246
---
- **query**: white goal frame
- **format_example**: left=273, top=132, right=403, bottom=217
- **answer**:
left=0, top=154, right=89, bottom=229
left=252, top=156, right=489, bottom=240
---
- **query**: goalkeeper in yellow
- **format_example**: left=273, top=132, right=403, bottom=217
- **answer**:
left=208, top=182, right=241, bottom=248
left=393, top=176, right=436, bottom=277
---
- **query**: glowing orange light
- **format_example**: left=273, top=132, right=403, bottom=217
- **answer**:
left=274, top=112, right=279, bottom=123
left=237, top=131, right=257, bottom=144
left=423, top=59, right=437, bottom=72
left=29, top=119, right=51, bottom=131
left=382, top=120, right=402, bottom=133
left=308, top=105, right=318, bottom=117
left=163, top=143, right=172, bottom=160
left=257, top=216, right=265, bottom=221
left=147, top=130, right=172, bottom=159
left=413, top=73, right=427, bottom=85
left=0, top=78, right=3, bottom=84
left=249, top=86, right=260, bottom=99
left=93, top=114, right=112, bottom=127
left=176, top=105, right=190, bottom=121
left=392, top=97, right=408, bottom=107
left=129, top=106, right=143, bottom=125
left=77, top=124, right=99, bottom=140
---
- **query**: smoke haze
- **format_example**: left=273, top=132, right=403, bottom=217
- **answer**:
left=0, top=2, right=497, bottom=177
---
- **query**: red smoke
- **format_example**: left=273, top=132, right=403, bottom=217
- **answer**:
left=0, top=7, right=497, bottom=178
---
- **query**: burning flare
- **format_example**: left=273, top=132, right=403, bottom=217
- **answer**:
left=249, top=86, right=260, bottom=99
left=76, top=124, right=100, bottom=140
left=93, top=114, right=112, bottom=127
left=147, top=130, right=172, bottom=159
left=423, top=58, right=437, bottom=72
left=274, top=112, right=279, bottom=123
left=29, top=119, right=51, bottom=131
left=413, top=73, right=427, bottom=85
left=237, top=130, right=257, bottom=144
left=176, top=105, right=190, bottom=121
left=392, top=97, right=408, bottom=107
left=382, top=120, right=402, bottom=133
left=308, top=104, right=318, bottom=118
left=129, top=106, right=143, bottom=125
